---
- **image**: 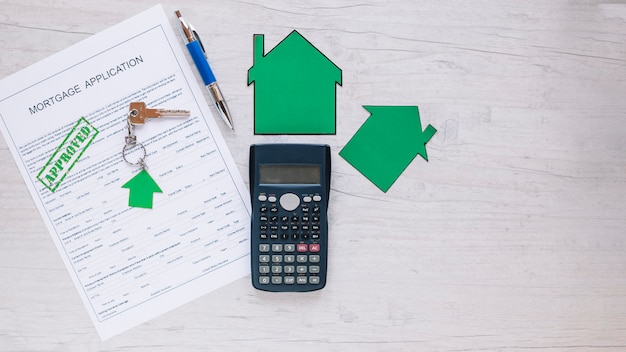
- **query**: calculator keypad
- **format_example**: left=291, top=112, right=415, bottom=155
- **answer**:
left=255, top=192, right=325, bottom=288
left=257, top=243, right=322, bottom=285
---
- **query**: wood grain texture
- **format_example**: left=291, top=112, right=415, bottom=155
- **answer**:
left=1, top=1, right=625, bottom=351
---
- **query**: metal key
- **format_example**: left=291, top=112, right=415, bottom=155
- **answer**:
left=128, top=101, right=190, bottom=125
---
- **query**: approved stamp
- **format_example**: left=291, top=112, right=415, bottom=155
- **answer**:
left=37, top=117, right=99, bottom=192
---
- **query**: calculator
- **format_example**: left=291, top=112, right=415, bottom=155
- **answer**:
left=249, top=144, right=331, bottom=292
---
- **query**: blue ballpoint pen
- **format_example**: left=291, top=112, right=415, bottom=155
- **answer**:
left=176, top=10, right=234, bottom=130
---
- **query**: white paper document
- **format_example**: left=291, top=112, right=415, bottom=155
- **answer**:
left=0, top=5, right=251, bottom=339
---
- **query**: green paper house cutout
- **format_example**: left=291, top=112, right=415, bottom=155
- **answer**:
left=248, top=30, right=342, bottom=134
left=339, top=106, right=436, bottom=193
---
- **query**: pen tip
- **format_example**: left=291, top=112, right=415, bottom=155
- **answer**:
left=175, top=10, right=182, bottom=18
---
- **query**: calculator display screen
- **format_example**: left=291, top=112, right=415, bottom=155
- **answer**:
left=259, top=164, right=320, bottom=184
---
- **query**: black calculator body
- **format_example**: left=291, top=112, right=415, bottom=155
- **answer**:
left=249, top=144, right=331, bottom=292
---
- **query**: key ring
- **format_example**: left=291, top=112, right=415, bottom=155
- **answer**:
left=121, top=102, right=190, bottom=209
left=122, top=141, right=147, bottom=168
left=122, top=112, right=148, bottom=170
left=121, top=102, right=190, bottom=170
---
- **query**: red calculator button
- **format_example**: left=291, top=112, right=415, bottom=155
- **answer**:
left=297, top=244, right=308, bottom=252
left=309, top=243, right=321, bottom=253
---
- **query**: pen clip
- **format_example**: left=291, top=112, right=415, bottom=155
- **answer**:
left=175, top=9, right=204, bottom=54
left=190, top=25, right=207, bottom=57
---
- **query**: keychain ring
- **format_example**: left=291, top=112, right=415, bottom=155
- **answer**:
left=122, top=142, right=147, bottom=166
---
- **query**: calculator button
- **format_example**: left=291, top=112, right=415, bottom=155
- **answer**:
left=271, top=244, right=283, bottom=252
left=309, top=243, right=320, bottom=253
left=284, top=244, right=295, bottom=252
left=259, top=255, right=270, bottom=263
left=296, top=255, right=308, bottom=263
left=279, top=193, right=300, bottom=211
left=303, top=196, right=312, bottom=202
left=259, top=276, right=270, bottom=285
left=297, top=244, right=308, bottom=252
left=259, top=265, right=270, bottom=274
left=271, top=255, right=283, bottom=263
left=297, top=276, right=308, bottom=285
left=309, top=255, right=320, bottom=263
left=259, top=244, right=270, bottom=252
left=268, top=196, right=277, bottom=203
left=284, top=255, right=295, bottom=263
left=284, top=276, right=295, bottom=285
left=313, top=195, right=322, bottom=202
left=296, top=266, right=308, bottom=274
left=271, top=276, right=283, bottom=284
left=284, top=265, right=295, bottom=274
left=258, top=195, right=267, bottom=202
left=309, top=265, right=320, bottom=274
left=309, top=276, right=320, bottom=285
left=271, top=266, right=282, bottom=274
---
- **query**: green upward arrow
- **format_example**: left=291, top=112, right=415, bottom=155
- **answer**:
left=339, top=106, right=436, bottom=192
left=121, top=169, right=163, bottom=209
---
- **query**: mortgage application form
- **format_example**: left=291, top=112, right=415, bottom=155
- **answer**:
left=0, top=5, right=251, bottom=339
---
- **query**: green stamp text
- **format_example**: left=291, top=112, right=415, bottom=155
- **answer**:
left=37, top=117, right=99, bottom=192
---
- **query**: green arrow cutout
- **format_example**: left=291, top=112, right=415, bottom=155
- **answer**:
left=339, top=106, right=436, bottom=193
left=121, top=169, right=163, bottom=209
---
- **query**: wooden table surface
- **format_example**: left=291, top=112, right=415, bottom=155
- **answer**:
left=1, top=1, right=625, bottom=351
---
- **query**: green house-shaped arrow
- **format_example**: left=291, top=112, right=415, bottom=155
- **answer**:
left=248, top=30, right=342, bottom=134
left=121, top=169, right=163, bottom=209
